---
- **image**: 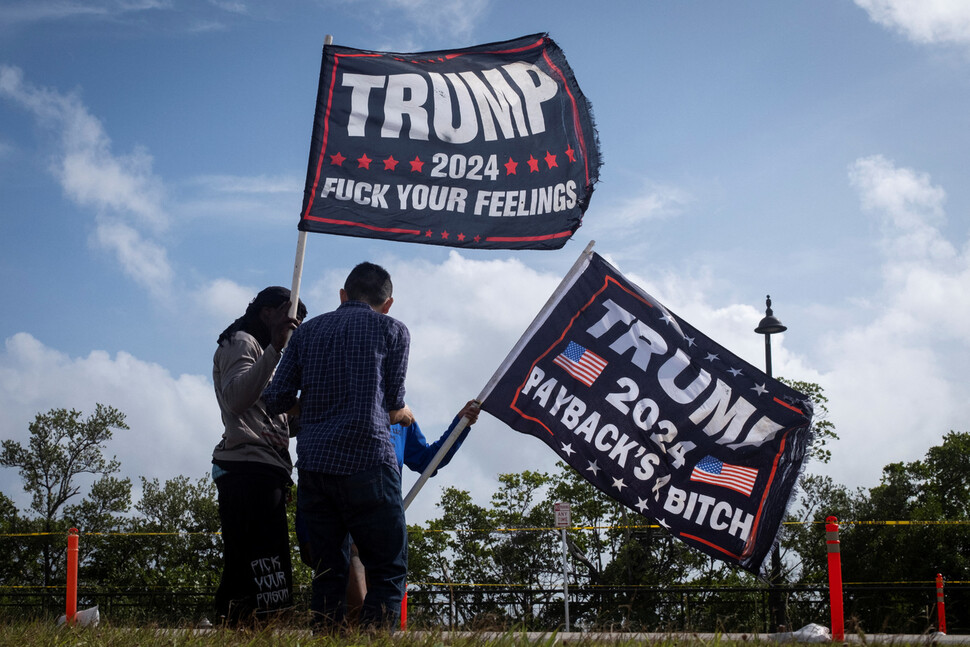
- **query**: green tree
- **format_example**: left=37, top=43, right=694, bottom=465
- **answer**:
left=0, top=404, right=128, bottom=590
left=63, top=476, right=132, bottom=533
left=838, top=431, right=970, bottom=633
left=408, top=471, right=565, bottom=629
left=0, top=491, right=38, bottom=597
left=411, top=485, right=498, bottom=628
left=545, top=460, right=622, bottom=586
left=773, top=380, right=839, bottom=628
left=487, top=471, right=560, bottom=627
left=410, top=461, right=720, bottom=631
left=544, top=461, right=709, bottom=630
left=779, top=379, right=837, bottom=467
left=62, top=474, right=133, bottom=595
left=123, top=475, right=221, bottom=620
left=779, top=379, right=850, bottom=584
left=132, top=474, right=221, bottom=586
left=782, top=474, right=862, bottom=582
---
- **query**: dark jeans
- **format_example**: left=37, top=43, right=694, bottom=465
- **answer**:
left=297, top=463, right=407, bottom=630
left=214, top=471, right=293, bottom=625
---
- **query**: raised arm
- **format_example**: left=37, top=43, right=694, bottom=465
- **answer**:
left=403, top=400, right=479, bottom=474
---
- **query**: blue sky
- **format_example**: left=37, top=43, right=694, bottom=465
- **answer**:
left=2, top=0, right=969, bottom=526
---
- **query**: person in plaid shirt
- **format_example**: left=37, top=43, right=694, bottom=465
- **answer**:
left=264, top=262, right=413, bottom=632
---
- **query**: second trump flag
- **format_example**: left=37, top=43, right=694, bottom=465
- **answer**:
left=480, top=250, right=814, bottom=573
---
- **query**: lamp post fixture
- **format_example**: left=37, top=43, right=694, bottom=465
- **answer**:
left=754, top=295, right=787, bottom=632
left=754, top=295, right=787, bottom=377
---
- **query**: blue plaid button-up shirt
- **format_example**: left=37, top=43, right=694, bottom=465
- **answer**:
left=263, top=300, right=409, bottom=475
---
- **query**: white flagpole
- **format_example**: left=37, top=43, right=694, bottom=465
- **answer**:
left=287, top=229, right=308, bottom=325
left=286, top=34, right=333, bottom=329
left=403, top=240, right=596, bottom=510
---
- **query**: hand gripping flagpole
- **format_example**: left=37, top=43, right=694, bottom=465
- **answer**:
left=403, top=240, right=596, bottom=510
left=286, top=34, right=333, bottom=332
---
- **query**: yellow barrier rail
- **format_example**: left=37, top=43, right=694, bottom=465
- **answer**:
left=2, top=518, right=970, bottom=538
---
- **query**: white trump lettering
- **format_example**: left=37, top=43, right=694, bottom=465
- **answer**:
left=340, top=62, right=559, bottom=142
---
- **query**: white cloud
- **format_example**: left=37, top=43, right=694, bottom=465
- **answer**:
left=208, top=0, right=248, bottom=15
left=602, top=181, right=692, bottom=229
left=190, top=174, right=301, bottom=195
left=335, top=0, right=490, bottom=47
left=848, top=155, right=968, bottom=334
left=178, top=173, right=303, bottom=224
left=3, top=149, right=967, bottom=523
left=0, top=333, right=218, bottom=513
left=807, top=155, right=970, bottom=487
left=0, top=65, right=174, bottom=296
left=294, top=252, right=569, bottom=521
left=0, top=254, right=564, bottom=526
left=0, top=2, right=111, bottom=24
left=3, top=188, right=966, bottom=524
left=0, top=66, right=167, bottom=231
left=854, top=0, right=970, bottom=46
left=382, top=0, right=487, bottom=41
left=392, top=254, right=571, bottom=521
left=849, top=154, right=951, bottom=261
left=59, top=142, right=167, bottom=232
left=93, top=218, right=173, bottom=297
left=579, top=182, right=694, bottom=269
left=0, top=0, right=169, bottom=25
left=388, top=251, right=563, bottom=411
left=186, top=20, right=228, bottom=34
left=194, top=278, right=262, bottom=326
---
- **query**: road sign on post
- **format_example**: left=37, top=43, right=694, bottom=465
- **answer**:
left=555, top=502, right=571, bottom=528
left=554, top=502, right=571, bottom=631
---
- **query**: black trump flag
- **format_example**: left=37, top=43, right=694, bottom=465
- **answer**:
left=481, top=252, right=813, bottom=573
left=299, top=34, right=600, bottom=250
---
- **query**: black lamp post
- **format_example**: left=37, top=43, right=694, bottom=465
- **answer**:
left=755, top=295, right=787, bottom=378
left=754, top=295, right=787, bottom=631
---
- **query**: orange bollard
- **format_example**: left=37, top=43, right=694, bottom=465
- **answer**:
left=936, top=573, right=946, bottom=634
left=400, top=587, right=407, bottom=631
left=66, top=528, right=79, bottom=626
left=825, top=517, right=844, bottom=642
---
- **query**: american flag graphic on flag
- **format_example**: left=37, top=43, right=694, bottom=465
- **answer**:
left=553, top=341, right=608, bottom=387
left=690, top=455, right=759, bottom=497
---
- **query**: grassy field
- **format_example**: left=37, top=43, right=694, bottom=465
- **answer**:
left=1, top=622, right=966, bottom=647
left=0, top=623, right=572, bottom=647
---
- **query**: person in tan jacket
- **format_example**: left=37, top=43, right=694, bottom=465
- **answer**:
left=211, top=286, right=305, bottom=626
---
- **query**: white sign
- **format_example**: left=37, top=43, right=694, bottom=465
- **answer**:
left=554, top=502, right=571, bottom=528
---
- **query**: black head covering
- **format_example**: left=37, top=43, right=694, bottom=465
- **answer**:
left=216, top=286, right=307, bottom=348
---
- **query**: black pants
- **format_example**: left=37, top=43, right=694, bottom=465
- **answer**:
left=298, top=464, right=407, bottom=631
left=214, top=471, right=293, bottom=625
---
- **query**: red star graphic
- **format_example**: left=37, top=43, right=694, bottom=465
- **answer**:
left=383, top=155, right=399, bottom=171
left=357, top=154, right=372, bottom=169
left=441, top=230, right=449, bottom=240
left=409, top=156, right=424, bottom=172
left=473, top=235, right=481, bottom=243
left=527, top=155, right=540, bottom=173
left=329, top=152, right=346, bottom=166
left=457, top=233, right=466, bottom=242
left=565, top=145, right=576, bottom=162
left=504, top=157, right=518, bottom=175
left=544, top=151, right=558, bottom=169
left=425, top=230, right=433, bottom=238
